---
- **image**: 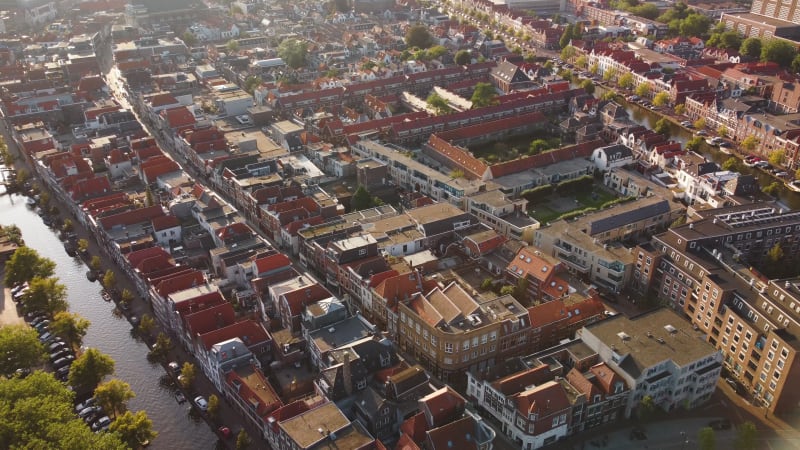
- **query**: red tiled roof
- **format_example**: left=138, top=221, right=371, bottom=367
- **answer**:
left=99, top=205, right=164, bottom=229
left=198, top=319, right=271, bottom=351
left=149, top=93, right=179, bottom=107
left=528, top=295, right=606, bottom=329
left=490, top=139, right=602, bottom=179
left=425, top=416, right=479, bottom=450
left=161, top=106, right=196, bottom=129
left=281, top=283, right=331, bottom=316
left=507, top=246, right=559, bottom=283
left=400, top=412, right=428, bottom=443
left=69, top=175, right=111, bottom=201
left=395, top=433, right=421, bottom=450
left=425, top=135, right=487, bottom=179
left=182, top=300, right=235, bottom=336
left=589, top=362, right=625, bottom=395
left=515, top=380, right=570, bottom=416
left=216, top=222, right=253, bottom=241
left=420, top=386, right=465, bottom=428
left=254, top=253, right=292, bottom=275
left=156, top=270, right=205, bottom=298
left=225, top=365, right=282, bottom=417
left=152, top=214, right=180, bottom=231
left=566, top=368, right=601, bottom=401
left=126, top=245, right=171, bottom=268
left=491, top=365, right=552, bottom=396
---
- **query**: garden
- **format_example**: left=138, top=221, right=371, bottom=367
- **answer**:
left=523, top=176, right=627, bottom=224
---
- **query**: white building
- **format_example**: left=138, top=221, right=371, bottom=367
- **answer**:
left=577, top=308, right=723, bottom=417
left=591, top=144, right=634, bottom=171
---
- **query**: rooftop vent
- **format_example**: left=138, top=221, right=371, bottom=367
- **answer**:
left=664, top=324, right=677, bottom=334
left=617, top=331, right=630, bottom=341
left=657, top=337, right=666, bottom=344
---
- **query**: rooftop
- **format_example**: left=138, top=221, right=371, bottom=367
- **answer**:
left=279, top=402, right=352, bottom=449
left=309, top=316, right=376, bottom=353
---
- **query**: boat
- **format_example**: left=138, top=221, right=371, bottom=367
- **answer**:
left=175, top=392, right=186, bottom=404
left=26, top=197, right=36, bottom=207
left=101, top=290, right=112, bottom=302
left=787, top=180, right=800, bottom=193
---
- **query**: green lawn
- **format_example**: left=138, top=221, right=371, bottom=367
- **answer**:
left=528, top=186, right=617, bottom=224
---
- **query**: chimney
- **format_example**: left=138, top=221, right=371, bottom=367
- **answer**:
left=343, top=351, right=353, bottom=396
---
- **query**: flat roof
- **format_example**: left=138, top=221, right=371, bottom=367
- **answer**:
left=279, top=402, right=350, bottom=449
left=723, top=12, right=800, bottom=29
left=309, top=316, right=374, bottom=353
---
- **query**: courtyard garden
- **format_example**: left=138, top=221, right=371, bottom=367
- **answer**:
left=523, top=176, right=631, bottom=225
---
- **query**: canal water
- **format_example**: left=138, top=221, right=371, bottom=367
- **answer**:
left=0, top=191, right=215, bottom=449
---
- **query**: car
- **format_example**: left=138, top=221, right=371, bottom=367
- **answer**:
left=14, top=368, right=31, bottom=378
left=48, top=340, right=68, bottom=353
left=55, top=366, right=70, bottom=381
left=34, top=320, right=50, bottom=332
left=39, top=332, right=55, bottom=343
left=168, top=361, right=180, bottom=373
left=91, top=416, right=112, bottom=432
left=37, top=326, right=50, bottom=337
left=627, top=95, right=640, bottom=101
left=75, top=397, right=97, bottom=413
left=53, top=355, right=75, bottom=370
left=776, top=171, right=789, bottom=177
left=218, top=426, right=232, bottom=439
left=30, top=315, right=48, bottom=327
left=755, top=161, right=770, bottom=169
left=175, top=391, right=186, bottom=404
left=78, top=406, right=102, bottom=420
left=194, top=396, right=208, bottom=412
left=695, top=130, right=709, bottom=136
left=11, top=283, right=29, bottom=296
left=709, top=419, right=732, bottom=430
left=50, top=349, right=73, bottom=362
left=719, top=141, right=733, bottom=148
left=725, top=377, right=739, bottom=390
left=24, top=310, right=44, bottom=321
left=235, top=115, right=252, bottom=125
left=680, top=121, right=692, bottom=127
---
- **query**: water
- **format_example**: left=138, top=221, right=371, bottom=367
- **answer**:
left=0, top=193, right=215, bottom=450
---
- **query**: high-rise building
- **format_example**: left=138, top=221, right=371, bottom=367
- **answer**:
left=721, top=0, right=800, bottom=41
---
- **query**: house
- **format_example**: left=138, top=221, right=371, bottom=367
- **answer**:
left=590, top=144, right=633, bottom=171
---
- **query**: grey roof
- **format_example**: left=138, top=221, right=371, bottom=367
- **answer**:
left=598, top=144, right=633, bottom=161
left=588, top=200, right=671, bottom=235
left=491, top=60, right=529, bottom=83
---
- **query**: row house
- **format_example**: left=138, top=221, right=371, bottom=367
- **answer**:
left=222, top=363, right=283, bottom=442
left=733, top=110, right=800, bottom=169
left=464, top=190, right=538, bottom=244
left=397, top=281, right=529, bottom=383
left=505, top=246, right=568, bottom=303
left=528, top=294, right=608, bottom=352
left=266, top=400, right=376, bottom=450
left=197, top=322, right=273, bottom=392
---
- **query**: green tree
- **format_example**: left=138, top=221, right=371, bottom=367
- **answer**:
left=449, top=169, right=465, bottom=179
left=717, top=125, right=728, bottom=137
left=679, top=14, right=711, bottom=38
left=351, top=185, right=373, bottom=211
left=277, top=38, right=308, bottom=69
left=102, top=270, right=116, bottom=290
left=580, top=79, right=595, bottom=95
left=480, top=278, right=493, bottom=291
left=560, top=45, right=576, bottom=61
left=4, top=246, right=56, bottom=286
left=767, top=243, right=785, bottom=263
left=499, top=285, right=515, bottom=296
left=735, top=421, right=757, bottom=450
left=795, top=167, right=800, bottom=180
left=426, top=92, right=452, bottom=115
left=653, top=91, right=670, bottom=106
left=686, top=136, right=704, bottom=151
left=719, top=31, right=742, bottom=49
left=50, top=312, right=90, bottom=349
left=182, top=31, right=197, bottom=47
left=559, top=24, right=574, bottom=49
left=120, top=288, right=134, bottom=306
left=405, top=24, right=434, bottom=49
left=575, top=55, right=587, bottom=68
left=236, top=429, right=252, bottom=449
left=741, top=135, right=759, bottom=152
left=138, top=314, right=155, bottom=336
left=207, top=394, right=220, bottom=421
left=603, top=67, right=617, bottom=82
left=675, top=104, right=686, bottom=115
left=77, top=238, right=89, bottom=253
left=694, top=117, right=707, bottom=130
left=670, top=215, right=687, bottom=228
left=740, top=37, right=762, bottom=58
left=426, top=45, right=447, bottom=60
left=148, top=332, right=172, bottom=362
left=243, top=75, right=262, bottom=94
left=654, top=118, right=671, bottom=136
left=635, top=83, right=651, bottom=97
left=226, top=39, right=240, bottom=54
left=470, top=82, right=498, bottom=108
left=179, top=362, right=196, bottom=390
left=768, top=149, right=786, bottom=166
left=793, top=54, right=800, bottom=73
left=589, top=63, right=599, bottom=75
left=0, top=325, right=45, bottom=376
left=722, top=157, right=740, bottom=171
left=762, top=181, right=782, bottom=197
left=529, top=139, right=550, bottom=155
left=90, top=255, right=101, bottom=271
left=761, top=39, right=797, bottom=67
left=618, top=72, right=635, bottom=89
left=637, top=394, right=657, bottom=421
left=631, top=3, right=659, bottom=19
left=94, top=379, right=135, bottom=419
left=699, top=427, right=716, bottom=450
left=21, top=276, right=68, bottom=315
left=108, top=410, right=157, bottom=449
left=68, top=348, right=115, bottom=393
left=454, top=49, right=471, bottom=65
left=0, top=371, right=127, bottom=449
left=61, top=219, right=73, bottom=233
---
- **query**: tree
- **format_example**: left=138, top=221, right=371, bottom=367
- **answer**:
left=94, top=379, right=135, bottom=419
left=50, top=312, right=90, bottom=349
left=602, top=67, right=617, bottom=82
left=62, top=219, right=73, bottom=233
left=654, top=118, right=671, bottom=136
left=470, top=82, right=498, bottom=108
left=720, top=31, right=742, bottom=49
left=589, top=63, right=599, bottom=75
left=795, top=167, right=800, bottom=181
left=182, top=31, right=197, bottom=47
left=635, top=83, right=651, bottom=97
left=580, top=79, right=595, bottom=95
left=138, top=314, right=155, bottom=336
left=243, top=75, right=261, bottom=94
left=426, top=92, right=452, bottom=115
left=741, top=135, right=759, bottom=152
left=768, top=149, right=786, bottom=166
left=226, top=39, right=240, bottom=54
left=0, top=372, right=127, bottom=449
left=277, top=38, right=308, bottom=69
left=762, top=181, right=782, bottom=197
left=179, top=362, right=196, bottom=389
left=637, top=395, right=657, bottom=421
left=761, top=39, right=797, bottom=67
left=21, top=276, right=68, bottom=315
left=698, top=426, right=716, bottom=450
left=575, top=55, right=587, bottom=68
left=68, top=348, right=115, bottom=393
left=529, top=139, right=550, bottom=155
left=0, top=325, right=45, bottom=376
left=351, top=185, right=373, bottom=211
left=120, top=289, right=134, bottom=306
left=740, top=37, right=762, bottom=58
left=560, top=45, right=576, bottom=61
left=449, top=169, right=465, bottom=179
left=630, top=3, right=659, bottom=19
left=102, top=270, right=116, bottom=290
left=499, top=285, right=515, bottom=296
left=90, top=255, right=101, bottom=271
left=793, top=54, right=800, bottom=73
left=722, top=157, right=740, bottom=171
left=735, top=421, right=757, bottom=450
left=559, top=24, right=574, bottom=49
left=454, top=49, right=471, bottom=65
left=4, top=246, right=56, bottom=286
left=717, top=125, right=728, bottom=137
left=108, top=410, right=157, bottom=449
left=686, top=136, right=704, bottom=151
left=148, top=332, right=172, bottom=362
left=652, top=91, right=670, bottom=106
left=405, top=24, right=434, bottom=49
left=694, top=117, right=707, bottom=130
left=675, top=104, right=686, bottom=115
left=77, top=238, right=89, bottom=253
left=236, top=429, right=252, bottom=450
left=207, top=394, right=220, bottom=421
left=679, top=14, right=711, bottom=38
left=767, top=243, right=785, bottom=263
left=618, top=72, right=634, bottom=89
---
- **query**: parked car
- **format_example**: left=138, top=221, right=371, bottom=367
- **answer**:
left=34, top=320, right=50, bottom=332
left=75, top=397, right=97, bottom=413
left=39, top=332, right=55, bottom=343
left=719, top=141, right=733, bottom=148
left=194, top=396, right=208, bottom=412
left=55, top=366, right=70, bottom=381
left=91, top=416, right=112, bottom=432
left=48, top=340, right=68, bottom=353
left=695, top=130, right=709, bottom=136
left=30, top=316, right=48, bottom=327
left=78, top=406, right=102, bottom=420
left=53, top=355, right=75, bottom=370
left=24, top=310, right=44, bottom=321
left=50, top=349, right=73, bottom=362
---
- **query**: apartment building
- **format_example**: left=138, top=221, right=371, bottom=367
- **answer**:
left=465, top=189, right=539, bottom=243
left=397, top=283, right=529, bottom=383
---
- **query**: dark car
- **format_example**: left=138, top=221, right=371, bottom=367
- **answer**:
left=75, top=397, right=97, bottom=413
left=50, top=349, right=73, bottom=362
left=48, top=340, right=68, bottom=353
left=78, top=406, right=102, bottom=420
left=53, top=355, right=75, bottom=370
left=55, top=366, right=70, bottom=381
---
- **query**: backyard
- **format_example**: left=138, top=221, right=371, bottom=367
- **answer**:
left=469, top=128, right=564, bottom=163
left=528, top=186, right=617, bottom=225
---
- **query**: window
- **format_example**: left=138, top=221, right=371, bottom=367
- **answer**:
left=490, top=331, right=497, bottom=341
left=358, top=248, right=367, bottom=256
left=445, top=342, right=453, bottom=353
left=481, top=334, right=488, bottom=344
left=463, top=340, right=469, bottom=351
left=472, top=336, right=479, bottom=347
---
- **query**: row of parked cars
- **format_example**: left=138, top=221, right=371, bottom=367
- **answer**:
left=23, top=308, right=75, bottom=381
left=75, top=398, right=113, bottom=432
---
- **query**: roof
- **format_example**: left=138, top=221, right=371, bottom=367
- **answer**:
left=152, top=215, right=180, bottom=231
left=420, top=386, right=465, bottom=428
left=587, top=199, right=671, bottom=236
left=278, top=402, right=351, bottom=449
left=425, top=416, right=482, bottom=450
left=490, top=364, right=553, bottom=396
left=255, top=253, right=292, bottom=275
left=161, top=106, right=196, bottom=129
left=515, top=380, right=571, bottom=416
left=198, top=319, right=271, bottom=351
left=507, top=246, right=560, bottom=283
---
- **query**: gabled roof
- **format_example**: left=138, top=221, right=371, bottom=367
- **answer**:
left=514, top=380, right=570, bottom=416
left=507, top=246, right=559, bottom=283
left=155, top=270, right=205, bottom=298
left=425, top=416, right=481, bottom=450
left=161, top=106, right=196, bottom=129
left=198, top=319, right=271, bottom=351
left=491, top=364, right=552, bottom=396
left=566, top=368, right=601, bottom=402
left=282, top=282, right=331, bottom=316
left=183, top=300, right=235, bottom=336
left=254, top=253, right=292, bottom=275
left=420, top=386, right=465, bottom=428
left=127, top=246, right=172, bottom=268
left=148, top=93, right=179, bottom=107
left=99, top=205, right=164, bottom=230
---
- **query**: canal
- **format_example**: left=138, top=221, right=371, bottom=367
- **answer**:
left=615, top=93, right=800, bottom=209
left=0, top=190, right=216, bottom=449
